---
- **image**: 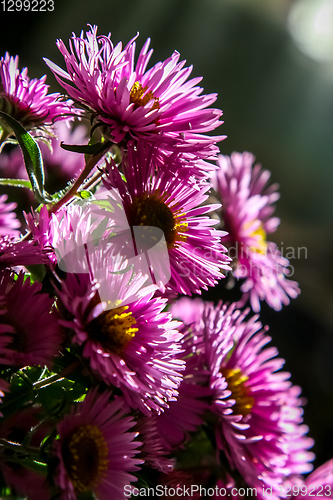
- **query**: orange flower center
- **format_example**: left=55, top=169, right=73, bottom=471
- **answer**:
left=130, top=81, right=160, bottom=111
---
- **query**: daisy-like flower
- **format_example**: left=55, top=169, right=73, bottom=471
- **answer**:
left=213, top=152, right=300, bottom=312
left=0, top=194, right=20, bottom=237
left=51, top=202, right=184, bottom=414
left=103, top=141, right=231, bottom=296
left=0, top=235, right=48, bottom=270
left=195, top=302, right=315, bottom=499
left=53, top=389, right=142, bottom=500
left=0, top=270, right=62, bottom=367
left=0, top=52, right=74, bottom=134
left=45, top=25, right=224, bottom=162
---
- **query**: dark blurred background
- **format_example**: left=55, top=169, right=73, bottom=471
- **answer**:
left=1, top=0, right=332, bottom=469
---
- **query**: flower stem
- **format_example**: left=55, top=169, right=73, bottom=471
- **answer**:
left=79, top=168, right=104, bottom=191
left=33, top=360, right=80, bottom=390
left=50, top=151, right=105, bottom=213
left=0, top=438, right=40, bottom=458
left=33, top=373, right=64, bottom=390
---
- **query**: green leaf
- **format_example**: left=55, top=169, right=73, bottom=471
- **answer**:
left=0, top=178, right=32, bottom=189
left=61, top=140, right=112, bottom=156
left=0, top=111, right=51, bottom=203
left=25, top=264, right=46, bottom=282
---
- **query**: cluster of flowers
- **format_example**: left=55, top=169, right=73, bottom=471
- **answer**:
left=0, top=24, right=331, bottom=500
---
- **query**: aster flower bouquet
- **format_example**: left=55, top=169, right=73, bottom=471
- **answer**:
left=0, top=24, right=331, bottom=500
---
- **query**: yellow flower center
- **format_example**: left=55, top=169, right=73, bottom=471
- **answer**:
left=130, top=81, right=160, bottom=111
left=248, top=223, right=267, bottom=255
left=87, top=305, right=138, bottom=355
left=127, top=192, right=188, bottom=250
left=222, top=367, right=254, bottom=417
left=63, top=424, right=108, bottom=494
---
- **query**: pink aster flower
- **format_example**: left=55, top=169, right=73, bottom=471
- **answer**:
left=51, top=202, right=184, bottom=414
left=0, top=270, right=62, bottom=367
left=0, top=235, right=49, bottom=270
left=0, top=52, right=75, bottom=133
left=103, top=141, right=231, bottom=296
left=213, top=152, right=300, bottom=312
left=53, top=389, right=142, bottom=500
left=45, top=25, right=224, bottom=162
left=196, top=302, right=315, bottom=499
left=0, top=194, right=20, bottom=237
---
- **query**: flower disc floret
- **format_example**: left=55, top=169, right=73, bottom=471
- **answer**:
left=221, top=367, right=254, bottom=417
left=127, top=191, right=188, bottom=250
left=87, top=304, right=138, bottom=355
left=62, top=424, right=109, bottom=494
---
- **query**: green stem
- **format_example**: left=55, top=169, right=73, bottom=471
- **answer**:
left=0, top=438, right=40, bottom=458
left=32, top=360, right=80, bottom=390
left=32, top=373, right=64, bottom=390
left=50, top=151, right=105, bottom=213
left=79, top=168, right=104, bottom=191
